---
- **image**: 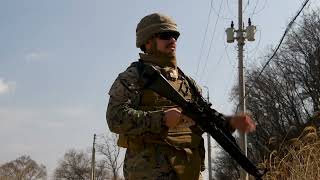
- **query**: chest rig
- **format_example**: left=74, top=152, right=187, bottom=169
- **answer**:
left=139, top=67, right=192, bottom=111
left=130, top=61, right=203, bottom=149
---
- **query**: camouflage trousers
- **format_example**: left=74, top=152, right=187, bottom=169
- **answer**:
left=123, top=143, right=202, bottom=180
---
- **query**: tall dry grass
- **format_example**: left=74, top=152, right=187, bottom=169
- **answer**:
left=258, top=126, right=320, bottom=180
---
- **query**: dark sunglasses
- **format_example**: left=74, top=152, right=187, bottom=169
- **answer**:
left=156, top=32, right=180, bottom=40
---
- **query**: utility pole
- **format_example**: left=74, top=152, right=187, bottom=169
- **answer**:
left=225, top=0, right=256, bottom=179
left=204, top=86, right=213, bottom=180
left=91, top=134, right=96, bottom=180
left=238, top=0, right=247, bottom=177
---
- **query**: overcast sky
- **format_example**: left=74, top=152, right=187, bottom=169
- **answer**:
left=1, top=0, right=319, bottom=179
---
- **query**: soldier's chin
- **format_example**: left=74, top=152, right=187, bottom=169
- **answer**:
left=166, top=50, right=176, bottom=57
left=154, top=49, right=175, bottom=58
left=165, top=52, right=176, bottom=58
left=170, top=53, right=176, bottom=57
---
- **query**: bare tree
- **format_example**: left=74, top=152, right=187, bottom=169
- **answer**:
left=54, top=149, right=90, bottom=180
left=94, top=160, right=111, bottom=180
left=213, top=149, right=240, bottom=180
left=96, top=134, right=123, bottom=180
left=244, top=8, right=320, bottom=158
left=214, top=7, right=320, bottom=177
left=54, top=149, right=110, bottom=180
left=0, top=155, right=47, bottom=180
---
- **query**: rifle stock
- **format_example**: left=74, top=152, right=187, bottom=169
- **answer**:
left=141, top=63, right=266, bottom=179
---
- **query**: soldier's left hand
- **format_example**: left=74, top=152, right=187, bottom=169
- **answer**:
left=229, top=113, right=256, bottom=133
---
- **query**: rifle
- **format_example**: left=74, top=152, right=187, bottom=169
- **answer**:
left=139, top=62, right=266, bottom=179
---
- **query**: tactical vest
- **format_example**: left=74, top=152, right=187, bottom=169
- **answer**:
left=117, top=62, right=203, bottom=150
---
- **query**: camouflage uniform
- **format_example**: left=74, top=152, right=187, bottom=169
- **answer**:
left=107, top=59, right=205, bottom=180
left=106, top=13, right=205, bottom=180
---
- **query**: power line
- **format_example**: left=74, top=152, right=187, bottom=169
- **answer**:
left=195, top=0, right=214, bottom=79
left=202, top=47, right=228, bottom=86
left=223, top=37, right=237, bottom=69
left=200, top=0, right=263, bottom=84
left=247, top=0, right=310, bottom=91
left=249, top=0, right=260, bottom=18
left=242, top=0, right=250, bottom=14
left=199, top=0, right=224, bottom=83
left=245, top=28, right=262, bottom=66
left=211, top=0, right=233, bottom=20
left=249, top=0, right=268, bottom=18
left=226, top=0, right=238, bottom=19
left=235, top=0, right=311, bottom=112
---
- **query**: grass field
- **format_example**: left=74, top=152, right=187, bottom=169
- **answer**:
left=259, top=126, right=320, bottom=180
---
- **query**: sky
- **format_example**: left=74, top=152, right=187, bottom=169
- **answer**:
left=0, top=0, right=319, bottom=179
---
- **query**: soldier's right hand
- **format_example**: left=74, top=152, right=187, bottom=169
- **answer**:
left=163, top=108, right=182, bottom=128
left=163, top=108, right=193, bottom=128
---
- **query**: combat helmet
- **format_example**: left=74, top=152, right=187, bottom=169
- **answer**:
left=136, top=13, right=180, bottom=48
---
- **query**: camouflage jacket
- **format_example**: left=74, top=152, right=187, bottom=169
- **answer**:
left=106, top=63, right=164, bottom=136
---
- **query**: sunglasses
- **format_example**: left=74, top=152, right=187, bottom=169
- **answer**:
left=156, top=32, right=180, bottom=40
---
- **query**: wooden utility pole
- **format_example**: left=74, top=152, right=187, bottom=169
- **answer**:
left=225, top=0, right=256, bottom=179
left=204, top=86, right=213, bottom=180
left=91, top=134, right=96, bottom=180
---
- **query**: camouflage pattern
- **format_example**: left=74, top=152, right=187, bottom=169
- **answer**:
left=107, top=54, right=205, bottom=179
left=107, top=65, right=163, bottom=136
left=123, top=143, right=203, bottom=180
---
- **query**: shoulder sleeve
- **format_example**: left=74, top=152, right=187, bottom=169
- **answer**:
left=106, top=65, right=164, bottom=135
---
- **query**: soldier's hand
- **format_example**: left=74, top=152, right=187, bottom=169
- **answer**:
left=163, top=108, right=193, bottom=128
left=229, top=113, right=256, bottom=133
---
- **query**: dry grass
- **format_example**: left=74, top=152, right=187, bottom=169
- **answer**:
left=258, top=126, right=320, bottom=180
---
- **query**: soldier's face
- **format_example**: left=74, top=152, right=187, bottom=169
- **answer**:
left=155, top=36, right=177, bottom=56
left=145, top=32, right=179, bottom=57
left=146, top=32, right=178, bottom=56
left=155, top=32, right=179, bottom=56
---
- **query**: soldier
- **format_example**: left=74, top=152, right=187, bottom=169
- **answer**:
left=106, top=13, right=256, bottom=180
